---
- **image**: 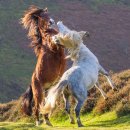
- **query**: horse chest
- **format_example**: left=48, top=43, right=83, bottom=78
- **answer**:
left=35, top=50, right=65, bottom=86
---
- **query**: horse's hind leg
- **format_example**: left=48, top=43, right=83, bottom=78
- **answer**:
left=99, top=65, right=117, bottom=91
left=32, top=87, right=43, bottom=126
left=74, top=89, right=87, bottom=127
left=95, top=81, right=108, bottom=100
left=31, top=74, right=43, bottom=126
left=63, top=89, right=75, bottom=124
left=75, top=98, right=85, bottom=127
left=43, top=114, right=53, bottom=126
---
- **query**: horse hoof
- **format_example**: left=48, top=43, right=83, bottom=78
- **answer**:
left=77, top=121, right=84, bottom=127
left=70, top=119, right=75, bottom=124
left=78, top=124, right=84, bottom=127
left=105, top=97, right=108, bottom=101
left=36, top=121, right=40, bottom=126
left=39, top=120, right=43, bottom=124
left=45, top=120, right=53, bottom=126
left=46, top=122, right=53, bottom=126
left=113, top=88, right=118, bottom=92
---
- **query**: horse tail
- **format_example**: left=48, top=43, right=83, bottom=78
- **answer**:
left=40, top=80, right=68, bottom=115
left=21, top=85, right=33, bottom=116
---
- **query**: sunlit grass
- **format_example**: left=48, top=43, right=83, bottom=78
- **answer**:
left=0, top=111, right=130, bottom=130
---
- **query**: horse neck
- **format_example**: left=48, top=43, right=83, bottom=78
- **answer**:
left=68, top=43, right=84, bottom=60
left=72, top=43, right=97, bottom=62
left=79, top=44, right=99, bottom=66
left=58, top=23, right=70, bottom=35
left=35, top=27, right=63, bottom=56
left=38, top=28, right=52, bottom=48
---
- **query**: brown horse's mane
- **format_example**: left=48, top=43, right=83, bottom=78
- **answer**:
left=21, top=6, right=47, bottom=56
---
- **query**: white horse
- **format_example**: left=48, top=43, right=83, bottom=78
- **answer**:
left=54, top=21, right=116, bottom=100
left=41, top=22, right=116, bottom=127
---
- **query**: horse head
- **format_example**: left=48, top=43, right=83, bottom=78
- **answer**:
left=21, top=6, right=58, bottom=55
left=21, top=6, right=55, bottom=32
left=52, top=22, right=90, bottom=60
left=52, top=22, right=90, bottom=49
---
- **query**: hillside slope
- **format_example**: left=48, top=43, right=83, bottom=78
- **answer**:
left=0, top=69, right=130, bottom=129
left=0, top=0, right=130, bottom=102
left=0, top=112, right=130, bottom=130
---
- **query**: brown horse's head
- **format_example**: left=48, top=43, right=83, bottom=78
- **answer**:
left=21, top=6, right=58, bottom=56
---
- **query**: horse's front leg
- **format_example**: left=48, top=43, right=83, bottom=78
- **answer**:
left=99, top=65, right=117, bottom=91
left=95, top=82, right=108, bottom=100
left=63, top=89, right=75, bottom=124
left=74, top=89, right=87, bottom=127
left=105, top=75, right=117, bottom=91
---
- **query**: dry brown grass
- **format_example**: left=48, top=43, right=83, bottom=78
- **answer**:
left=92, top=70, right=130, bottom=115
left=0, top=70, right=130, bottom=121
left=0, top=98, right=27, bottom=121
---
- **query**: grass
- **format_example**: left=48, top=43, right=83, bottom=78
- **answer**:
left=0, top=111, right=130, bottom=130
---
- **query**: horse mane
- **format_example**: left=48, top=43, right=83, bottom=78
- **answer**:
left=55, top=31, right=82, bottom=60
left=20, top=6, right=44, bottom=56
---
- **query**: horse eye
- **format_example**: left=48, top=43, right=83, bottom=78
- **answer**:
left=49, top=18, right=55, bottom=25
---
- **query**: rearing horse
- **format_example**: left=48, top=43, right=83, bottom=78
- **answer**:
left=20, top=6, right=66, bottom=126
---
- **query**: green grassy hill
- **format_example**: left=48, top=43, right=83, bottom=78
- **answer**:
left=0, top=112, right=130, bottom=130
left=0, top=69, right=130, bottom=129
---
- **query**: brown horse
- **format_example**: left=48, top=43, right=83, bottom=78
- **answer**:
left=20, top=6, right=66, bottom=126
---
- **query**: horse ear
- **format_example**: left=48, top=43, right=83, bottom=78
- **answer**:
left=79, top=31, right=90, bottom=38
left=44, top=7, right=48, bottom=12
left=79, top=31, right=86, bottom=38
left=33, top=14, right=38, bottom=18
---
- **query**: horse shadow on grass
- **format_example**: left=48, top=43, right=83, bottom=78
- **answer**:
left=0, top=123, right=44, bottom=130
left=86, top=115, right=130, bottom=128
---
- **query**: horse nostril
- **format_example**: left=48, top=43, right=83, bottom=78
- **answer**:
left=55, top=39, right=59, bottom=43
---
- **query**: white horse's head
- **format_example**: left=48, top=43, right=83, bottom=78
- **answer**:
left=52, top=22, right=89, bottom=60
left=52, top=21, right=89, bottom=48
